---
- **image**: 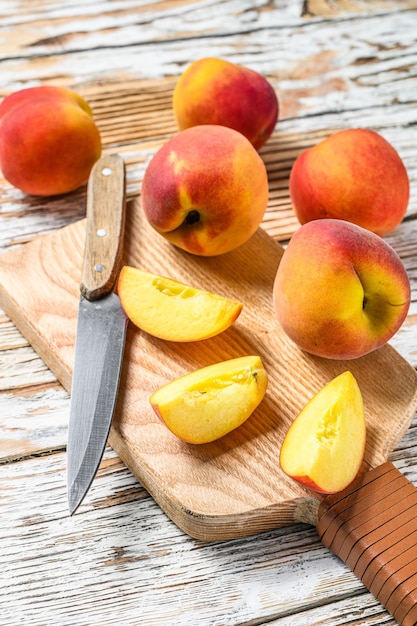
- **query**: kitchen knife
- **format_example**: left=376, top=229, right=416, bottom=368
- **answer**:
left=67, top=153, right=128, bottom=515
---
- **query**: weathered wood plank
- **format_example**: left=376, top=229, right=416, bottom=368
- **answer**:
left=0, top=314, right=28, bottom=350
left=0, top=345, right=57, bottom=391
left=304, top=0, right=417, bottom=17
left=1, top=437, right=417, bottom=626
left=0, top=6, right=416, bottom=255
left=0, top=385, right=68, bottom=462
left=269, top=593, right=397, bottom=624
left=1, top=0, right=416, bottom=66
left=1, top=33, right=416, bottom=251
left=1, top=105, right=416, bottom=248
left=0, top=447, right=400, bottom=626
left=1, top=2, right=417, bottom=624
left=1, top=10, right=417, bottom=132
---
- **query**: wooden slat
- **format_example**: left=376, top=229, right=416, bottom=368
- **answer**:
left=2, top=1, right=417, bottom=624
left=0, top=384, right=68, bottom=463
left=0, top=448, right=387, bottom=626
left=1, top=443, right=417, bottom=626
left=304, top=0, right=417, bottom=16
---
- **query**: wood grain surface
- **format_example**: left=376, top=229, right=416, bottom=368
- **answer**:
left=1, top=199, right=416, bottom=540
left=2, top=1, right=417, bottom=624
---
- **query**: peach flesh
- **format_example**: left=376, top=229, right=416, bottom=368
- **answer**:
left=150, top=356, right=268, bottom=444
left=117, top=266, right=243, bottom=342
left=280, top=371, right=366, bottom=494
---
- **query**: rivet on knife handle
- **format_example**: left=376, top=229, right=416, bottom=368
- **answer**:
left=81, top=153, right=126, bottom=301
left=317, top=462, right=417, bottom=626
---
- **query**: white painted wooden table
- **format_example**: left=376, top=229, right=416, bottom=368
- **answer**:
left=1, top=2, right=417, bottom=624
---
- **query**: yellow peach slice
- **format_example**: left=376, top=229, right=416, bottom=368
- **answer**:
left=280, top=371, right=366, bottom=494
left=150, top=356, right=268, bottom=444
left=118, top=266, right=242, bottom=342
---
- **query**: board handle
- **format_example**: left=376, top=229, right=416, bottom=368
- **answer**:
left=81, top=154, right=126, bottom=301
left=317, top=461, right=417, bottom=625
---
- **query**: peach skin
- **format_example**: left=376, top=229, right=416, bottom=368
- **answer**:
left=141, top=124, right=269, bottom=256
left=273, top=219, right=410, bottom=360
left=0, top=86, right=102, bottom=196
left=289, top=128, right=409, bottom=236
left=173, top=57, right=279, bottom=150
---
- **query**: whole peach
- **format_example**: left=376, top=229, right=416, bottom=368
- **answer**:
left=289, top=129, right=409, bottom=236
left=173, top=57, right=279, bottom=150
left=141, top=124, right=269, bottom=256
left=273, top=219, right=410, bottom=360
left=0, top=86, right=102, bottom=196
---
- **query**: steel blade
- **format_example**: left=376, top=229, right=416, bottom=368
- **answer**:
left=67, top=292, right=128, bottom=515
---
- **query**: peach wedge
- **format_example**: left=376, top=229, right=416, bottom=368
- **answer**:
left=118, top=266, right=243, bottom=341
left=150, top=356, right=268, bottom=444
left=280, top=371, right=366, bottom=494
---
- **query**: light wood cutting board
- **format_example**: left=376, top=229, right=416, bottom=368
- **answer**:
left=1, top=199, right=417, bottom=540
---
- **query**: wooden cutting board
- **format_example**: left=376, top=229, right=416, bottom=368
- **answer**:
left=1, top=199, right=417, bottom=540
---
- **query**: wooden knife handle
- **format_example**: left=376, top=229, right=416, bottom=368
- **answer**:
left=317, top=461, right=417, bottom=625
left=81, top=153, right=126, bottom=301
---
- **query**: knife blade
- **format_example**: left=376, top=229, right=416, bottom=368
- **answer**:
left=67, top=153, right=128, bottom=515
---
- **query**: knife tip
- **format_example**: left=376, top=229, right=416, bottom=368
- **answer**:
left=67, top=489, right=84, bottom=516
left=68, top=504, right=77, bottom=517
left=68, top=500, right=79, bottom=516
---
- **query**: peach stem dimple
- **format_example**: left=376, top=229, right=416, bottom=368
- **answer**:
left=184, top=209, right=200, bottom=225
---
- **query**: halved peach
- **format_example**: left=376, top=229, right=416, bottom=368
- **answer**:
left=118, top=266, right=243, bottom=341
left=150, top=355, right=268, bottom=444
left=280, top=371, right=366, bottom=494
